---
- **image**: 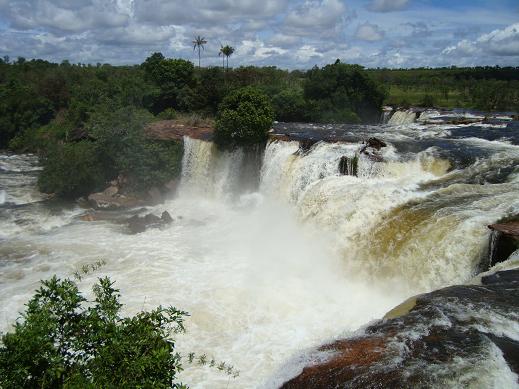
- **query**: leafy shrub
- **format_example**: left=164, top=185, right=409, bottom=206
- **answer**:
left=214, top=86, right=274, bottom=147
left=0, top=276, right=187, bottom=388
left=157, top=108, right=177, bottom=120
left=272, top=89, right=309, bottom=122
left=38, top=141, right=106, bottom=198
left=89, top=106, right=183, bottom=193
left=421, top=94, right=436, bottom=108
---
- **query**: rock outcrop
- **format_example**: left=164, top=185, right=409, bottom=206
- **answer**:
left=127, top=211, right=174, bottom=234
left=282, top=269, right=519, bottom=388
left=488, top=219, right=519, bottom=266
left=88, top=186, right=144, bottom=210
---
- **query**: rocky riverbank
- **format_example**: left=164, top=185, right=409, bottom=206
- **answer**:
left=282, top=265, right=519, bottom=388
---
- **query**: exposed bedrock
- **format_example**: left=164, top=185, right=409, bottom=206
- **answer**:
left=281, top=269, right=519, bottom=389
left=488, top=217, right=519, bottom=267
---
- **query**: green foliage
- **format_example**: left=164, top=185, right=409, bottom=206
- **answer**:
left=214, top=87, right=274, bottom=147
left=369, top=66, right=519, bottom=110
left=38, top=141, right=106, bottom=198
left=0, top=81, right=54, bottom=148
left=0, top=275, right=188, bottom=389
left=36, top=106, right=183, bottom=197
left=272, top=89, right=310, bottom=122
left=157, top=108, right=178, bottom=120
left=304, top=62, right=386, bottom=123
left=420, top=94, right=436, bottom=108
left=88, top=106, right=183, bottom=193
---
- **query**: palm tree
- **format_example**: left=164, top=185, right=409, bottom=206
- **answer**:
left=219, top=45, right=226, bottom=70
left=221, top=45, right=235, bottom=71
left=192, top=35, right=207, bottom=68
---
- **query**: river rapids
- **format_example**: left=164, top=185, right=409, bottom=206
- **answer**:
left=1, top=118, right=519, bottom=387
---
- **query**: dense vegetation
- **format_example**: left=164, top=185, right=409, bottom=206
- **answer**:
left=0, top=274, right=188, bottom=388
left=1, top=56, right=517, bottom=198
left=214, top=87, right=274, bottom=147
left=369, top=66, right=519, bottom=111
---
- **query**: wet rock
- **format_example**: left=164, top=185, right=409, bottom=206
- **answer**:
left=298, top=139, right=318, bottom=153
left=281, top=269, right=519, bottom=388
left=81, top=214, right=96, bottom=222
left=127, top=215, right=147, bottom=234
left=365, top=137, right=386, bottom=150
left=359, top=137, right=386, bottom=162
left=339, top=155, right=358, bottom=176
left=143, top=213, right=161, bottom=225
left=488, top=220, right=519, bottom=266
left=147, top=187, right=163, bottom=205
left=88, top=191, right=143, bottom=210
left=127, top=211, right=174, bottom=234
left=161, top=211, right=173, bottom=223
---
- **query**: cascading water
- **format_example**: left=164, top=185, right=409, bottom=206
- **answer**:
left=388, top=109, right=417, bottom=125
left=1, top=119, right=519, bottom=388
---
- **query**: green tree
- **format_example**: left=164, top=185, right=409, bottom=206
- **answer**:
left=220, top=45, right=235, bottom=71
left=192, top=36, right=207, bottom=68
left=0, top=275, right=187, bottom=388
left=304, top=62, right=386, bottom=123
left=214, top=86, right=274, bottom=147
left=38, top=141, right=107, bottom=198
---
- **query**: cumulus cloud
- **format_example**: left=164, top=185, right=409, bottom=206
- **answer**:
left=443, top=23, right=519, bottom=57
left=368, top=0, right=409, bottom=13
left=355, top=22, right=384, bottom=41
left=1, top=0, right=130, bottom=34
left=0, top=0, right=516, bottom=69
left=134, top=0, right=288, bottom=26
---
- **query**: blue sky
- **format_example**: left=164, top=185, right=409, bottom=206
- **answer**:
left=0, top=0, right=517, bottom=68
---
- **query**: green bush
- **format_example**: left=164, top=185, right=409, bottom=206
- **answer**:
left=272, top=89, right=309, bottom=122
left=214, top=86, right=274, bottom=147
left=38, top=141, right=106, bottom=198
left=157, top=108, right=177, bottom=120
left=0, top=276, right=187, bottom=388
left=89, top=106, right=183, bottom=193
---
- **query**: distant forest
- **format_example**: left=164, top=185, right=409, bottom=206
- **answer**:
left=1, top=55, right=518, bottom=151
left=369, top=66, right=519, bottom=111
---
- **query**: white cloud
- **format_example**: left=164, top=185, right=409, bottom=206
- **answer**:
left=368, top=0, right=409, bottom=13
left=443, top=23, right=519, bottom=57
left=284, top=0, right=347, bottom=33
left=355, top=22, right=384, bottom=41
left=3, top=0, right=130, bottom=33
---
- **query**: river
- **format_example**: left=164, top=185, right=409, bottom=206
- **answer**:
left=1, top=117, right=519, bottom=387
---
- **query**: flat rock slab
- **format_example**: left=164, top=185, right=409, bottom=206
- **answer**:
left=488, top=222, right=519, bottom=237
left=145, top=120, right=214, bottom=141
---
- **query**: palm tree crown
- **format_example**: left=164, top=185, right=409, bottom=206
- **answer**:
left=192, top=35, right=207, bottom=68
left=220, top=45, right=235, bottom=71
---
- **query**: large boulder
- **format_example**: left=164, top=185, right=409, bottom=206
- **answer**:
left=88, top=190, right=143, bottom=210
left=488, top=220, right=519, bottom=266
left=281, top=269, right=519, bottom=388
left=127, top=211, right=174, bottom=234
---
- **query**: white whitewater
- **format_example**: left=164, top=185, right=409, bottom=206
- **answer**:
left=388, top=109, right=417, bottom=125
left=1, top=123, right=519, bottom=387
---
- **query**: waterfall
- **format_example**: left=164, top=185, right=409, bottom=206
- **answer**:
left=258, top=139, right=519, bottom=291
left=179, top=136, right=263, bottom=199
left=388, top=109, right=417, bottom=125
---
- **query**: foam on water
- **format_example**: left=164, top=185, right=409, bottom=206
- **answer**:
left=1, top=121, right=519, bottom=387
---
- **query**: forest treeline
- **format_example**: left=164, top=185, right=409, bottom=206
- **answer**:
left=369, top=66, right=519, bottom=111
left=2, top=55, right=518, bottom=151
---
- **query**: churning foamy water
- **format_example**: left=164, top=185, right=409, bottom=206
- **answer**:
left=1, top=120, right=519, bottom=388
